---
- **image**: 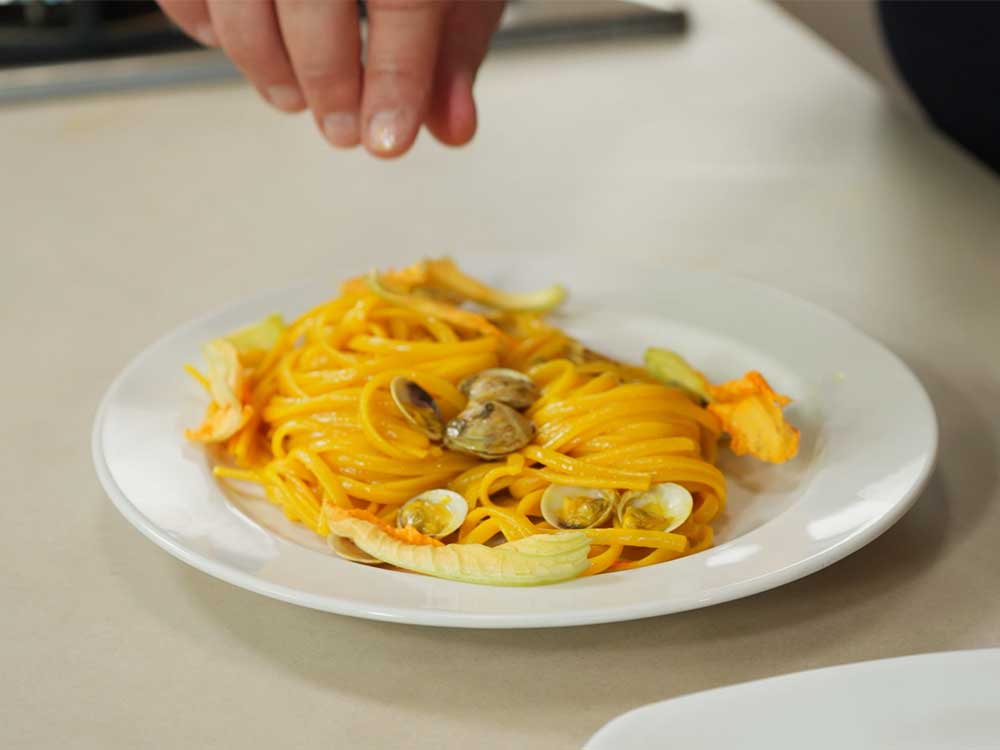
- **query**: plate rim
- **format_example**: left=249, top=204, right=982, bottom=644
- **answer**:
left=92, top=269, right=938, bottom=628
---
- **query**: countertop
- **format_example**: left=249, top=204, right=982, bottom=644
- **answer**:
left=4, top=1, right=999, bottom=748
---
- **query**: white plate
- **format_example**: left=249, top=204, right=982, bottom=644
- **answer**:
left=585, top=649, right=1000, bottom=749
left=93, top=258, right=937, bottom=628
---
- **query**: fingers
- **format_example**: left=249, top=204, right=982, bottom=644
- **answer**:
left=207, top=0, right=306, bottom=113
left=165, top=0, right=488, bottom=156
left=159, top=0, right=217, bottom=47
left=275, top=0, right=362, bottom=147
left=362, top=0, right=446, bottom=158
left=426, top=1, right=505, bottom=147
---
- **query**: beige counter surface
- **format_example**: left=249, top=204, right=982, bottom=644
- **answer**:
left=4, top=1, right=1000, bottom=748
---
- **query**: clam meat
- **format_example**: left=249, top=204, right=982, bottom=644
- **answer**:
left=616, top=482, right=693, bottom=532
left=540, top=485, right=617, bottom=530
left=396, top=489, right=468, bottom=538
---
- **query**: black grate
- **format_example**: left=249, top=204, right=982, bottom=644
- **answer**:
left=0, top=0, right=198, bottom=68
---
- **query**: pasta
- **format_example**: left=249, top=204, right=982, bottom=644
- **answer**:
left=186, top=259, right=797, bottom=585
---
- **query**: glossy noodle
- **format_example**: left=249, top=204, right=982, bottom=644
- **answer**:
left=187, top=260, right=796, bottom=585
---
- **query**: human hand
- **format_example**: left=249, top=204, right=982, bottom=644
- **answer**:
left=159, top=0, right=506, bottom=157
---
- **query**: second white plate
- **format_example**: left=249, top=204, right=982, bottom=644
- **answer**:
left=93, top=259, right=937, bottom=627
left=585, top=649, right=1000, bottom=749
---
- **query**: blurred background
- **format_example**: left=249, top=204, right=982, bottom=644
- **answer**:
left=0, top=0, right=694, bottom=103
left=0, top=0, right=917, bottom=137
left=0, top=0, right=195, bottom=67
left=1, top=0, right=995, bottom=172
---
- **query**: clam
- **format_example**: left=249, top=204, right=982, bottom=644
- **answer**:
left=390, top=376, right=444, bottom=441
left=616, top=482, right=693, bottom=532
left=540, top=485, right=617, bottom=530
left=328, top=534, right=383, bottom=565
left=443, top=400, right=535, bottom=459
left=396, top=489, right=468, bottom=538
left=459, top=368, right=539, bottom=411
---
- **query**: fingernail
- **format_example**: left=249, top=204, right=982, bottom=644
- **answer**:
left=194, top=23, right=218, bottom=47
left=266, top=85, right=305, bottom=112
left=323, top=112, right=360, bottom=147
left=368, top=110, right=406, bottom=154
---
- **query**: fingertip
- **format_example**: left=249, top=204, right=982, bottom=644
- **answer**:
left=364, top=109, right=420, bottom=158
left=447, top=75, right=478, bottom=146
left=263, top=85, right=308, bottom=113
left=427, top=72, right=478, bottom=147
left=321, top=112, right=361, bottom=149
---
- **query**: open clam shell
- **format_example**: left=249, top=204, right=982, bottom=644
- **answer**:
left=540, top=485, right=617, bottom=530
left=396, top=489, right=468, bottom=538
left=390, top=376, right=444, bottom=442
left=616, top=482, right=693, bottom=532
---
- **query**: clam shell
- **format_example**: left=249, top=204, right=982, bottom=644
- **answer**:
left=617, top=482, right=693, bottom=532
left=390, top=376, right=444, bottom=442
left=397, top=489, right=468, bottom=538
left=459, top=368, right=539, bottom=411
left=444, top=400, right=535, bottom=459
left=540, top=485, right=617, bottom=530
